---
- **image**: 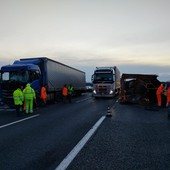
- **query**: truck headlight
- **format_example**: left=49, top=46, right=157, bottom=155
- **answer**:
left=109, top=90, right=113, bottom=94
left=93, top=90, right=96, bottom=94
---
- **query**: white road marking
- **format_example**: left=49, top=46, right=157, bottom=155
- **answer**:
left=55, top=116, right=106, bottom=170
left=0, top=114, right=40, bottom=129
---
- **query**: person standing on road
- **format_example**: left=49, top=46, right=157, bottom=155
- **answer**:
left=62, top=84, right=68, bottom=103
left=166, top=86, right=170, bottom=107
left=13, top=85, right=24, bottom=117
left=40, top=86, right=47, bottom=106
left=156, top=84, right=164, bottom=107
left=166, top=86, right=170, bottom=118
left=23, top=83, right=36, bottom=113
left=68, top=84, right=74, bottom=103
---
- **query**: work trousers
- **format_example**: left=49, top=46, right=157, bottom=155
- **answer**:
left=41, top=97, right=47, bottom=105
left=15, top=104, right=22, bottom=116
left=68, top=94, right=72, bottom=103
left=62, top=95, right=67, bottom=103
left=166, top=96, right=170, bottom=107
left=156, top=94, right=162, bottom=106
left=25, top=99, right=33, bottom=113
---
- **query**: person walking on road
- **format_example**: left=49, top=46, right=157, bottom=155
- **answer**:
left=13, top=85, right=24, bottom=117
left=62, top=84, right=68, bottom=103
left=68, top=84, right=74, bottom=103
left=156, top=84, right=164, bottom=107
left=40, top=86, right=47, bottom=106
left=23, top=83, right=36, bottom=113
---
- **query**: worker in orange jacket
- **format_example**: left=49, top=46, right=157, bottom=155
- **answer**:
left=40, top=86, right=47, bottom=105
left=62, top=84, right=68, bottom=103
left=166, top=86, right=170, bottom=107
left=156, top=84, right=164, bottom=107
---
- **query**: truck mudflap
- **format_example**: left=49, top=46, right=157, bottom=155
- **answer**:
left=119, top=73, right=162, bottom=105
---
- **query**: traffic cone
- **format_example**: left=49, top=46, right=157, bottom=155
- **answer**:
left=106, top=106, right=112, bottom=117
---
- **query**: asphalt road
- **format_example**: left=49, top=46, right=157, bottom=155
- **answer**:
left=68, top=102, right=170, bottom=170
left=0, top=93, right=115, bottom=170
left=1, top=94, right=170, bottom=170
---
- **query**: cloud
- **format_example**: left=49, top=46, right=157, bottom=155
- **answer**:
left=0, top=0, right=170, bottom=84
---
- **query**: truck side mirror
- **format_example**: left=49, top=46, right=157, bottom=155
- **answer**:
left=91, top=74, right=94, bottom=82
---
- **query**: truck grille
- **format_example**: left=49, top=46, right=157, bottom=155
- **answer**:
left=1, top=89, right=14, bottom=107
left=97, top=85, right=108, bottom=94
left=0, top=82, right=19, bottom=107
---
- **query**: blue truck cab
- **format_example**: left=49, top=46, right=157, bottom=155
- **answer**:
left=0, top=58, right=44, bottom=107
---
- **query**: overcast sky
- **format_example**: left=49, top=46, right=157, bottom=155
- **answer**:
left=0, top=0, right=170, bottom=81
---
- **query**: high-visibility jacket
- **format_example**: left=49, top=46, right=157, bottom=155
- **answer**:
left=68, top=86, right=74, bottom=95
left=156, top=84, right=164, bottom=95
left=13, top=88, right=24, bottom=105
left=40, top=86, right=47, bottom=99
left=166, top=87, right=170, bottom=107
left=62, top=87, right=68, bottom=96
left=23, top=84, right=36, bottom=100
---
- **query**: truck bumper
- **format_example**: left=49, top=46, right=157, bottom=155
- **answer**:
left=93, top=94, right=114, bottom=98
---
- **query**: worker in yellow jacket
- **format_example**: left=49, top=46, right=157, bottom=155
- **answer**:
left=23, top=83, right=36, bottom=113
left=13, top=86, right=24, bottom=117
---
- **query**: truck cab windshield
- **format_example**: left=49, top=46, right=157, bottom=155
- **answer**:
left=2, top=71, right=29, bottom=83
left=94, top=73, right=114, bottom=83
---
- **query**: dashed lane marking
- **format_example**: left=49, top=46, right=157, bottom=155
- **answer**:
left=0, top=114, right=40, bottom=129
left=55, top=115, right=106, bottom=170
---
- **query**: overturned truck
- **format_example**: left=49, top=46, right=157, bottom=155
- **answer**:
left=119, top=73, right=161, bottom=105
